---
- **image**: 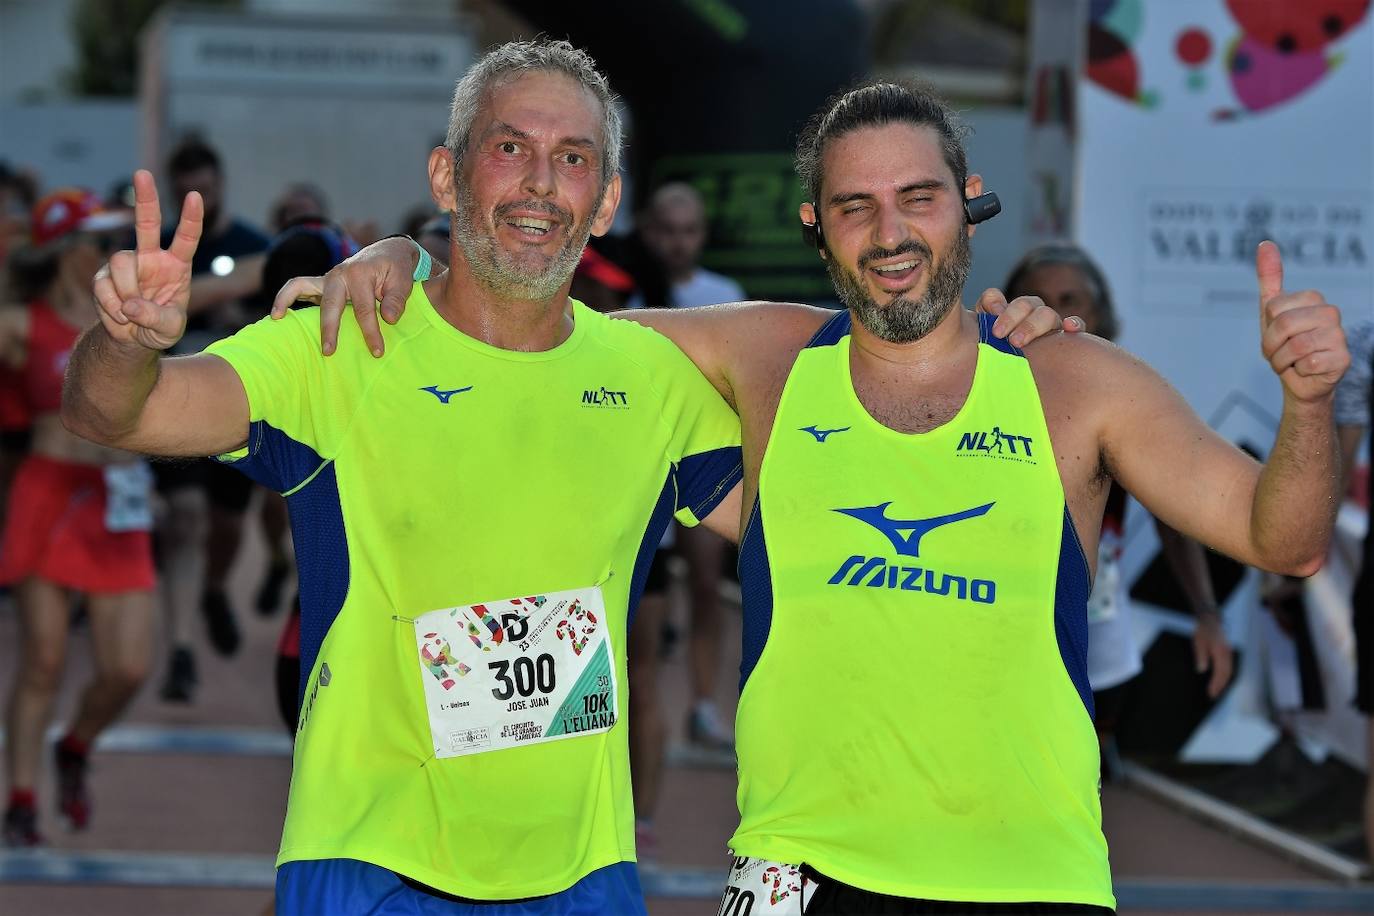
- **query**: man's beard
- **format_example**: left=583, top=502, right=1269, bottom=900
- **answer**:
left=827, top=230, right=971, bottom=344
left=452, top=182, right=594, bottom=300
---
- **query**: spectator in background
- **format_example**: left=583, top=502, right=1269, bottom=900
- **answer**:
left=1335, top=318, right=1372, bottom=866
left=105, top=179, right=136, bottom=215
left=416, top=213, right=451, bottom=266
left=155, top=138, right=271, bottom=702
left=627, top=182, right=744, bottom=312
left=0, top=190, right=155, bottom=846
left=1005, top=243, right=1234, bottom=777
left=571, top=244, right=636, bottom=313
left=0, top=162, right=38, bottom=272
left=269, top=182, right=330, bottom=234
left=0, top=163, right=38, bottom=526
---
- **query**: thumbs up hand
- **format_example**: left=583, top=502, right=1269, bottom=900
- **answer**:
left=1256, top=241, right=1350, bottom=404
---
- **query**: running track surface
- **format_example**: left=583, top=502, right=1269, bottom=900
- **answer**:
left=0, top=508, right=1365, bottom=915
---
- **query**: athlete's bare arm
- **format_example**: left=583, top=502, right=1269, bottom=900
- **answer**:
left=699, top=482, right=743, bottom=544
left=1027, top=242, right=1347, bottom=578
left=62, top=170, right=250, bottom=457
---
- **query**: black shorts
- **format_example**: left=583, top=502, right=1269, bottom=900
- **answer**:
left=802, top=868, right=1113, bottom=916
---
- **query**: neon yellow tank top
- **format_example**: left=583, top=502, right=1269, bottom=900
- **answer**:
left=730, top=311, right=1113, bottom=908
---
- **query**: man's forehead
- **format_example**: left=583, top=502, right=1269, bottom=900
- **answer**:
left=478, top=71, right=603, bottom=142
left=819, top=123, right=952, bottom=197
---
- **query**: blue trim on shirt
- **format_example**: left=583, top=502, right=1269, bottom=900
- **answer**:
left=226, top=419, right=326, bottom=493
left=805, top=309, right=851, bottom=348
left=737, top=496, right=773, bottom=693
left=222, top=421, right=349, bottom=712
left=1054, top=506, right=1094, bottom=718
left=978, top=311, right=1026, bottom=357
left=628, top=474, right=676, bottom=631
left=677, top=446, right=743, bottom=521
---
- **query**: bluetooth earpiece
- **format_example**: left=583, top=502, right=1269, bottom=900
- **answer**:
left=964, top=191, right=1001, bottom=225
left=800, top=189, right=1003, bottom=253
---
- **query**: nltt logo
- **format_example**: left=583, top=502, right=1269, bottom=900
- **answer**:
left=956, top=424, right=1035, bottom=462
left=582, top=387, right=628, bottom=408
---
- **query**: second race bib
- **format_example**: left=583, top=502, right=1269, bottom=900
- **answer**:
left=103, top=461, right=154, bottom=533
left=412, top=585, right=617, bottom=759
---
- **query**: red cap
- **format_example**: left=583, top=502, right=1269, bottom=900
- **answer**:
left=30, top=188, right=132, bottom=248
left=575, top=246, right=635, bottom=294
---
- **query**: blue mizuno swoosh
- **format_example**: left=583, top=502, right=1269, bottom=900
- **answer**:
left=833, top=501, right=994, bottom=558
left=420, top=385, right=473, bottom=404
left=801, top=425, right=851, bottom=443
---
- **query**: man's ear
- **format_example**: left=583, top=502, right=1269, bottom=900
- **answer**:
left=428, top=146, right=458, bottom=212
left=799, top=201, right=827, bottom=260
left=964, top=173, right=984, bottom=239
left=590, top=172, right=622, bottom=238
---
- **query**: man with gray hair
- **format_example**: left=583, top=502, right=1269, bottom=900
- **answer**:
left=64, top=39, right=750, bottom=914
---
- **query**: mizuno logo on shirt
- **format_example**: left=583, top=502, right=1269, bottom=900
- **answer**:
left=420, top=385, right=473, bottom=404
left=801, top=425, right=850, bottom=442
left=827, top=501, right=998, bottom=604
left=833, top=501, right=994, bottom=558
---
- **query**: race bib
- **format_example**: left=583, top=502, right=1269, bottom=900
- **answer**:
left=103, top=461, right=153, bottom=533
left=412, top=585, right=617, bottom=759
left=718, top=856, right=818, bottom=915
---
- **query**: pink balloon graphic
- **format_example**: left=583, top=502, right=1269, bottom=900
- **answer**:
left=1223, top=34, right=1332, bottom=115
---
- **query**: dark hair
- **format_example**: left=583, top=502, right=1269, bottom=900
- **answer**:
left=260, top=220, right=357, bottom=310
left=167, top=138, right=222, bottom=178
left=1003, top=243, right=1119, bottom=341
left=6, top=248, right=59, bottom=303
left=796, top=79, right=970, bottom=207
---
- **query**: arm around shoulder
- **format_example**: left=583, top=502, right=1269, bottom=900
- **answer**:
left=613, top=300, right=831, bottom=406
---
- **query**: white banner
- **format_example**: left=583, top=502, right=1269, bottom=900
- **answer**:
left=1077, top=0, right=1373, bottom=769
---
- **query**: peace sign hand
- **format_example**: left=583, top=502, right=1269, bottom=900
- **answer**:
left=1256, top=241, right=1350, bottom=404
left=92, top=169, right=203, bottom=351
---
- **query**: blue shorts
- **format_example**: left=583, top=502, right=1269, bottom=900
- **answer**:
left=276, top=858, right=646, bottom=916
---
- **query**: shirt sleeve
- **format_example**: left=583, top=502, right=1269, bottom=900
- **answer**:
left=652, top=338, right=743, bottom=527
left=1334, top=321, right=1373, bottom=428
left=203, top=310, right=338, bottom=493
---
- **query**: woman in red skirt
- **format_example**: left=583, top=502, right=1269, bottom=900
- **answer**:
left=0, top=189, right=156, bottom=846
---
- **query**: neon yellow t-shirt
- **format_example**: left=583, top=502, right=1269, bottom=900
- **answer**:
left=206, top=284, right=742, bottom=899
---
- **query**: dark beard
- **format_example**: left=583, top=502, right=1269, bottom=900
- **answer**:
left=826, top=230, right=972, bottom=343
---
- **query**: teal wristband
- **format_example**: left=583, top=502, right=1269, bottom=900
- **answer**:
left=412, top=242, right=433, bottom=282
